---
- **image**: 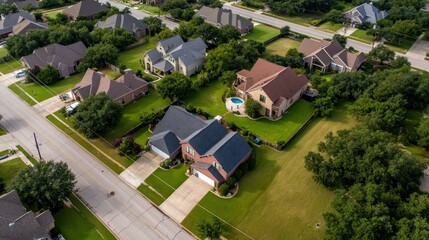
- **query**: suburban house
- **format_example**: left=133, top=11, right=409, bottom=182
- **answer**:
left=11, top=19, right=47, bottom=36
left=144, top=0, right=166, bottom=6
left=0, top=11, right=35, bottom=39
left=298, top=38, right=365, bottom=73
left=21, top=41, right=87, bottom=78
left=94, top=13, right=149, bottom=38
left=72, top=68, right=149, bottom=105
left=0, top=0, right=39, bottom=10
left=195, top=6, right=253, bottom=34
left=144, top=35, right=207, bottom=77
left=235, top=58, right=308, bottom=119
left=63, top=0, right=108, bottom=21
left=344, top=2, right=388, bottom=26
left=149, top=106, right=252, bottom=188
left=0, top=190, right=55, bottom=240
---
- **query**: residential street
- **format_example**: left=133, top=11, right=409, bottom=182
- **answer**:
left=0, top=83, right=194, bottom=240
left=222, top=3, right=429, bottom=71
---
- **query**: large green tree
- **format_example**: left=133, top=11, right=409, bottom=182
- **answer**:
left=13, top=160, right=76, bottom=209
left=157, top=72, right=192, bottom=101
left=197, top=217, right=223, bottom=240
left=79, top=44, right=119, bottom=69
left=368, top=44, right=395, bottom=64
left=73, top=93, right=123, bottom=138
left=37, top=65, right=61, bottom=85
left=90, top=28, right=136, bottom=49
left=143, top=16, right=165, bottom=36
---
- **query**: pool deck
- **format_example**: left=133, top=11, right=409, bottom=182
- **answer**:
left=225, top=97, right=246, bottom=115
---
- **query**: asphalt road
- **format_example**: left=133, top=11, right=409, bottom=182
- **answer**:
left=223, top=3, right=429, bottom=71
left=0, top=81, right=193, bottom=239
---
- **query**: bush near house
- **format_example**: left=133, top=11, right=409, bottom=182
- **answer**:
left=218, top=184, right=229, bottom=196
left=245, top=98, right=262, bottom=118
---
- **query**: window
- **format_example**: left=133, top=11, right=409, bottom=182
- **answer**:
left=186, top=146, right=194, bottom=156
left=259, top=95, right=266, bottom=103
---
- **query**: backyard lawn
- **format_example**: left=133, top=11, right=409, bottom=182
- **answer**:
left=0, top=60, right=22, bottom=74
left=136, top=3, right=162, bottom=14
left=139, top=164, right=189, bottom=205
left=54, top=195, right=116, bottom=240
left=224, top=100, right=314, bottom=144
left=264, top=37, right=301, bottom=57
left=0, top=158, right=26, bottom=190
left=182, top=103, right=356, bottom=239
left=42, top=6, right=69, bottom=19
left=245, top=24, right=280, bottom=43
left=117, top=39, right=156, bottom=71
left=184, top=80, right=229, bottom=117
left=317, top=22, right=343, bottom=32
left=349, top=29, right=373, bottom=44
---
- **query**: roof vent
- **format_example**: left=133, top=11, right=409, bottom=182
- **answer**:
left=9, top=222, right=15, bottom=227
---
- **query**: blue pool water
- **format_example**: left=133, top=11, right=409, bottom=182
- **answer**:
left=231, top=98, right=244, bottom=104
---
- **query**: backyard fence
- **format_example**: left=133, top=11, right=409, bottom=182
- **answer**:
left=106, top=63, right=121, bottom=72
left=124, top=39, right=148, bottom=50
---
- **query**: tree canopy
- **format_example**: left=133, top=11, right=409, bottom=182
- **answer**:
left=157, top=72, right=192, bottom=101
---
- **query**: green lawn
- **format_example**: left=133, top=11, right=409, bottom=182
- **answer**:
left=264, top=37, right=301, bottom=57
left=0, top=48, right=8, bottom=58
left=14, top=72, right=84, bottom=103
left=137, top=183, right=165, bottom=206
left=245, top=24, right=280, bottom=43
left=136, top=3, right=163, bottom=14
left=54, top=195, right=116, bottom=240
left=140, top=164, right=188, bottom=205
left=133, top=125, right=151, bottom=146
left=182, top=103, right=356, bottom=239
left=0, top=127, right=6, bottom=136
left=349, top=29, right=374, bottom=44
left=42, top=6, right=68, bottom=19
left=184, top=80, right=229, bottom=117
left=100, top=68, right=121, bottom=79
left=224, top=100, right=314, bottom=144
left=385, top=42, right=413, bottom=54
left=8, top=83, right=37, bottom=106
left=16, top=145, right=38, bottom=165
left=117, top=39, right=156, bottom=71
left=0, top=60, right=22, bottom=74
left=318, top=22, right=343, bottom=32
left=0, top=158, right=26, bottom=191
left=262, top=12, right=323, bottom=27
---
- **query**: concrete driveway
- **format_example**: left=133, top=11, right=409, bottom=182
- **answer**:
left=406, top=34, right=429, bottom=60
left=160, top=176, right=211, bottom=222
left=33, top=95, right=68, bottom=117
left=119, top=151, right=163, bottom=188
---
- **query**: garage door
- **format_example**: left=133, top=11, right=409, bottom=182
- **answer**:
left=193, top=169, right=215, bottom=187
left=150, top=145, right=170, bottom=159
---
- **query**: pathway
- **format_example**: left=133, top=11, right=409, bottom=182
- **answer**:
left=119, top=151, right=164, bottom=188
left=33, top=95, right=68, bottom=117
left=160, top=176, right=210, bottom=222
left=406, top=34, right=429, bottom=60
left=336, top=26, right=357, bottom=37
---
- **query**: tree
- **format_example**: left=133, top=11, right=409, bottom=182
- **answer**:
left=117, top=135, right=142, bottom=156
left=333, top=34, right=347, bottom=47
left=90, top=28, right=136, bottom=49
left=199, top=0, right=223, bottom=8
left=384, top=20, right=422, bottom=46
left=26, top=66, right=41, bottom=83
left=417, top=119, right=429, bottom=148
left=323, top=9, right=344, bottom=24
left=73, top=93, right=123, bottom=138
left=37, top=65, right=61, bottom=85
left=12, top=160, right=76, bottom=209
left=217, top=25, right=240, bottom=45
left=389, top=56, right=411, bottom=69
left=313, top=96, right=335, bottom=117
left=368, top=44, right=395, bottom=64
left=245, top=98, right=262, bottom=118
left=280, top=25, right=290, bottom=37
left=284, top=48, right=303, bottom=68
left=0, top=4, right=17, bottom=15
left=79, top=44, right=119, bottom=69
left=143, top=16, right=165, bottom=36
left=154, top=29, right=175, bottom=42
left=198, top=217, right=223, bottom=240
left=157, top=72, right=192, bottom=101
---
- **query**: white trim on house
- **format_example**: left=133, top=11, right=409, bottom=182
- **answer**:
left=193, top=169, right=215, bottom=187
left=150, top=145, right=170, bottom=159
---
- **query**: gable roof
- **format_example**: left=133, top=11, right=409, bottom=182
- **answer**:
left=0, top=190, right=54, bottom=240
left=12, top=19, right=47, bottom=35
left=159, top=35, right=185, bottom=53
left=183, top=120, right=228, bottom=155
left=344, top=2, right=388, bottom=24
left=192, top=162, right=224, bottom=182
left=149, top=130, right=181, bottom=157
left=236, top=58, right=308, bottom=103
left=94, top=13, right=147, bottom=34
left=0, top=11, right=34, bottom=35
left=72, top=69, right=148, bottom=101
left=195, top=6, right=253, bottom=30
left=63, top=0, right=108, bottom=18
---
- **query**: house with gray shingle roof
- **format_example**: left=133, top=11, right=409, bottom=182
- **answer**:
left=0, top=0, right=39, bottom=10
left=0, top=190, right=55, bottom=240
left=21, top=41, right=87, bottom=78
left=0, top=11, right=35, bottom=38
left=94, top=13, right=148, bottom=38
left=143, top=35, right=207, bottom=77
left=344, top=2, right=388, bottom=26
left=11, top=19, right=47, bottom=36
left=149, top=106, right=252, bottom=188
left=63, top=0, right=108, bottom=21
left=195, top=6, right=253, bottom=34
left=298, top=38, right=365, bottom=73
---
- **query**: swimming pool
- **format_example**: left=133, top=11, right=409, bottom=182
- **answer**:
left=231, top=97, right=244, bottom=104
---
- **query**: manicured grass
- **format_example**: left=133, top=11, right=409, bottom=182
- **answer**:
left=137, top=183, right=165, bottom=206
left=224, top=100, right=314, bottom=144
left=133, top=126, right=151, bottom=146
left=100, top=68, right=121, bottom=79
left=262, top=12, right=323, bottom=27
left=182, top=103, right=356, bottom=239
left=264, top=37, right=301, bottom=57
left=54, top=195, right=116, bottom=240
left=385, top=42, right=413, bottom=54
left=0, top=60, right=22, bottom=74
left=184, top=80, right=229, bottom=117
left=8, top=83, right=37, bottom=106
left=14, top=72, right=84, bottom=103
left=0, top=158, right=26, bottom=190
left=46, top=114, right=125, bottom=174
left=0, top=127, right=6, bottom=136
left=349, top=29, right=373, bottom=44
left=103, top=89, right=170, bottom=141
left=245, top=24, right=280, bottom=43
left=117, top=39, right=156, bottom=71
left=16, top=145, right=38, bottom=165
left=318, top=22, right=343, bottom=32
left=0, top=48, right=8, bottom=58
left=136, top=3, right=163, bottom=14
left=143, top=164, right=188, bottom=201
left=42, top=6, right=68, bottom=19
left=0, top=149, right=8, bottom=156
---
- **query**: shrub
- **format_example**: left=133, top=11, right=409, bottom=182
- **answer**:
left=226, top=177, right=236, bottom=187
left=160, top=161, right=166, bottom=168
left=136, top=69, right=143, bottom=78
left=233, top=169, right=244, bottom=180
left=218, top=183, right=229, bottom=196
left=239, top=162, right=249, bottom=174
left=185, top=104, right=196, bottom=113
left=140, top=110, right=165, bottom=125
left=164, top=158, right=172, bottom=167
left=228, top=122, right=238, bottom=131
left=245, top=98, right=262, bottom=118
left=248, top=155, right=256, bottom=171
left=277, top=140, right=286, bottom=146
left=117, top=135, right=142, bottom=156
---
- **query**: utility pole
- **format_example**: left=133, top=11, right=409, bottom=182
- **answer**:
left=33, top=132, right=42, bottom=160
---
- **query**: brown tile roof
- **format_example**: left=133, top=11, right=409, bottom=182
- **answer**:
left=63, top=0, right=108, bottom=18
left=236, top=58, right=308, bottom=103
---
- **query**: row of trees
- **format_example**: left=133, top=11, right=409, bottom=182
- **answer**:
left=161, top=0, right=222, bottom=21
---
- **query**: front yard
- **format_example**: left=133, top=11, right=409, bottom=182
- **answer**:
left=263, top=37, right=301, bottom=57
left=224, top=100, right=314, bottom=144
left=0, top=60, right=22, bottom=74
left=244, top=24, right=280, bottom=43
left=317, top=22, right=343, bottom=33
left=0, top=157, right=26, bottom=191
left=182, top=103, right=356, bottom=239
left=349, top=29, right=373, bottom=44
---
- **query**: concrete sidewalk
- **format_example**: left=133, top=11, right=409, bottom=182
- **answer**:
left=33, top=95, right=68, bottom=117
left=119, top=151, right=163, bottom=188
left=160, top=176, right=210, bottom=222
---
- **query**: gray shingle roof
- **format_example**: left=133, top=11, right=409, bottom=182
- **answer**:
left=344, top=3, right=388, bottom=24
left=153, top=59, right=174, bottom=72
left=12, top=19, right=47, bottom=35
left=184, top=120, right=228, bottom=155
left=159, top=35, right=185, bottom=53
left=192, top=162, right=224, bottom=182
left=149, top=130, right=181, bottom=157
left=195, top=6, right=253, bottom=32
left=94, top=13, right=147, bottom=35
left=63, top=0, right=108, bottom=18
left=145, top=49, right=162, bottom=62
left=0, top=11, right=34, bottom=35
